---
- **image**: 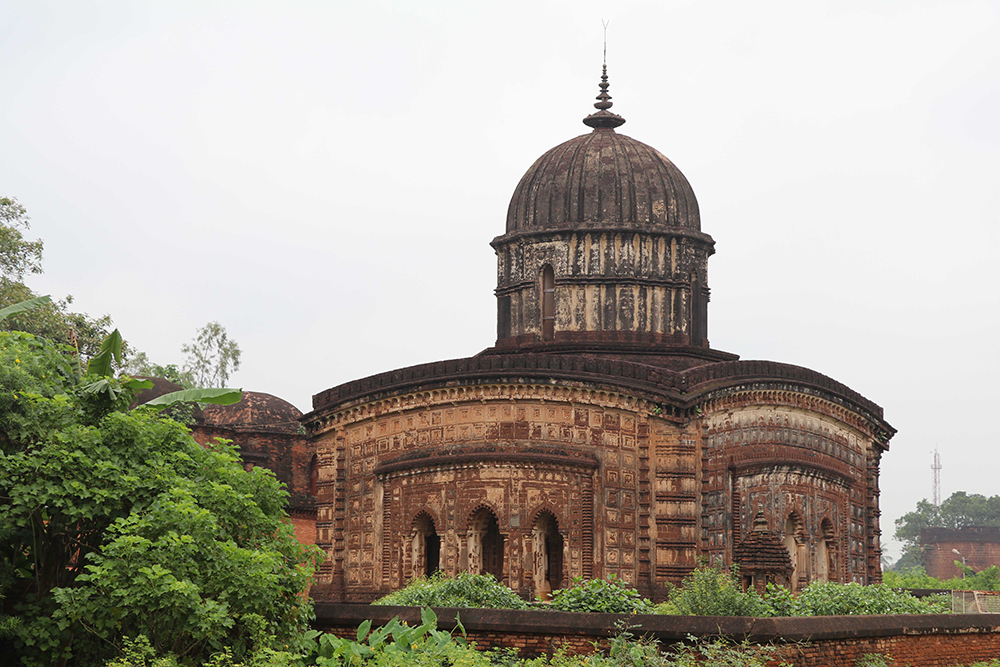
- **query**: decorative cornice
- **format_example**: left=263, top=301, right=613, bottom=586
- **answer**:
left=699, top=384, right=892, bottom=448
left=494, top=274, right=704, bottom=296
left=375, top=447, right=599, bottom=478
left=303, top=354, right=893, bottom=443
left=729, top=459, right=857, bottom=488
left=491, top=225, right=715, bottom=250
left=305, top=382, right=668, bottom=437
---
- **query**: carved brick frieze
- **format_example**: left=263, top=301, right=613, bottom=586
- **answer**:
left=494, top=231, right=712, bottom=345
left=310, top=383, right=661, bottom=437
left=310, top=383, right=710, bottom=601
left=699, top=397, right=879, bottom=586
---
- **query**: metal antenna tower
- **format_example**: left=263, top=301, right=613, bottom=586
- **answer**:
left=932, top=448, right=942, bottom=506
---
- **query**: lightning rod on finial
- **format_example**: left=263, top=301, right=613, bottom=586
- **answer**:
left=602, top=19, right=609, bottom=66
left=932, top=448, right=942, bottom=506
left=583, top=19, right=625, bottom=130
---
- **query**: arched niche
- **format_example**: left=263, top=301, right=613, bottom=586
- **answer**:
left=816, top=517, right=836, bottom=583
left=530, top=510, right=564, bottom=599
left=783, top=511, right=808, bottom=591
left=410, top=512, right=440, bottom=579
left=540, top=265, right=555, bottom=341
left=466, top=507, right=504, bottom=580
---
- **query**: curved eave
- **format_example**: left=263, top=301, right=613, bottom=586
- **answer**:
left=490, top=225, right=715, bottom=251
left=306, top=353, right=688, bottom=421
left=304, top=354, right=894, bottom=447
left=684, top=359, right=895, bottom=449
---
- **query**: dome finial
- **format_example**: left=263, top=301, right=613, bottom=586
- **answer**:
left=583, top=23, right=625, bottom=130
left=594, top=64, right=613, bottom=111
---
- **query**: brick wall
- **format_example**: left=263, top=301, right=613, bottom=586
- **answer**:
left=313, top=605, right=1000, bottom=667
left=922, top=528, right=1000, bottom=580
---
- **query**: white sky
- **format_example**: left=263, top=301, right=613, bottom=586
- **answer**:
left=2, top=1, right=998, bottom=562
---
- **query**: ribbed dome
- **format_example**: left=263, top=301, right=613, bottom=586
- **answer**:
left=505, top=129, right=700, bottom=234
left=201, top=391, right=303, bottom=435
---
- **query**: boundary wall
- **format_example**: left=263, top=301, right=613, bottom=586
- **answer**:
left=314, top=604, right=1000, bottom=667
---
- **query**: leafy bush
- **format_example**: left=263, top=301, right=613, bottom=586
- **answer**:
left=660, top=565, right=770, bottom=617
left=0, top=330, right=320, bottom=666
left=304, top=616, right=791, bottom=667
left=761, top=583, right=798, bottom=617
left=654, top=564, right=947, bottom=617
left=103, top=635, right=180, bottom=667
left=666, top=636, right=791, bottom=667
left=883, top=565, right=1000, bottom=592
left=548, top=575, right=654, bottom=614
left=372, top=572, right=529, bottom=609
left=854, top=654, right=895, bottom=667
left=309, top=607, right=491, bottom=667
left=792, top=582, right=947, bottom=616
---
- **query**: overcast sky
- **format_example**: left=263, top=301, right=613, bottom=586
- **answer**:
left=2, top=1, right=998, bottom=561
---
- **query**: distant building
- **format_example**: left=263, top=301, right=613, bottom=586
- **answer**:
left=921, top=527, right=1000, bottom=579
left=302, top=67, right=895, bottom=603
left=135, top=379, right=316, bottom=546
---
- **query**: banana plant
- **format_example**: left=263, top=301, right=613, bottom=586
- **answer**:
left=2, top=296, right=241, bottom=407
left=0, top=294, right=51, bottom=321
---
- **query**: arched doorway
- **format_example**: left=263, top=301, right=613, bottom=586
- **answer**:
left=412, top=513, right=440, bottom=578
left=816, top=518, right=836, bottom=583
left=531, top=511, right=563, bottom=599
left=783, top=511, right=807, bottom=591
left=468, top=508, right=504, bottom=580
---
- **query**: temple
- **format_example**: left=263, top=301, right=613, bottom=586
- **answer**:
left=296, top=66, right=894, bottom=602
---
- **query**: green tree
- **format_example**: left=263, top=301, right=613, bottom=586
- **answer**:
left=894, top=492, right=1000, bottom=568
left=0, top=196, right=118, bottom=360
left=0, top=329, right=318, bottom=666
left=122, top=350, right=196, bottom=388
left=0, top=197, right=43, bottom=282
left=181, top=321, right=242, bottom=387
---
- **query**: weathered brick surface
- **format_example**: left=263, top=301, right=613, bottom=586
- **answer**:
left=493, top=231, right=713, bottom=349
left=700, top=392, right=884, bottom=587
left=922, top=527, right=1000, bottom=580
left=304, top=352, right=893, bottom=603
left=307, top=383, right=705, bottom=601
left=191, top=391, right=317, bottom=547
left=313, top=605, right=1000, bottom=667
left=302, top=97, right=895, bottom=605
left=304, top=358, right=892, bottom=602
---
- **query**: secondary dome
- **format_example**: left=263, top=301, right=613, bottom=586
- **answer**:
left=200, top=391, right=303, bottom=435
left=505, top=66, right=700, bottom=235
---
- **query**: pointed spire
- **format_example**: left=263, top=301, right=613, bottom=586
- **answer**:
left=752, top=507, right=769, bottom=532
left=594, top=64, right=613, bottom=110
left=583, top=64, right=625, bottom=129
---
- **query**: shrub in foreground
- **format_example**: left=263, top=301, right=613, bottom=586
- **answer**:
left=658, top=565, right=948, bottom=617
left=884, top=565, right=1000, bottom=592
left=549, top=575, right=654, bottom=614
left=659, top=565, right=770, bottom=616
left=792, top=581, right=947, bottom=615
left=372, top=572, right=529, bottom=609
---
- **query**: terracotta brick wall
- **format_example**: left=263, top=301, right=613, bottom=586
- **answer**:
left=290, top=512, right=317, bottom=546
left=313, top=605, right=1000, bottom=667
left=305, top=354, right=892, bottom=605
left=922, top=528, right=1000, bottom=580
left=310, top=384, right=703, bottom=602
